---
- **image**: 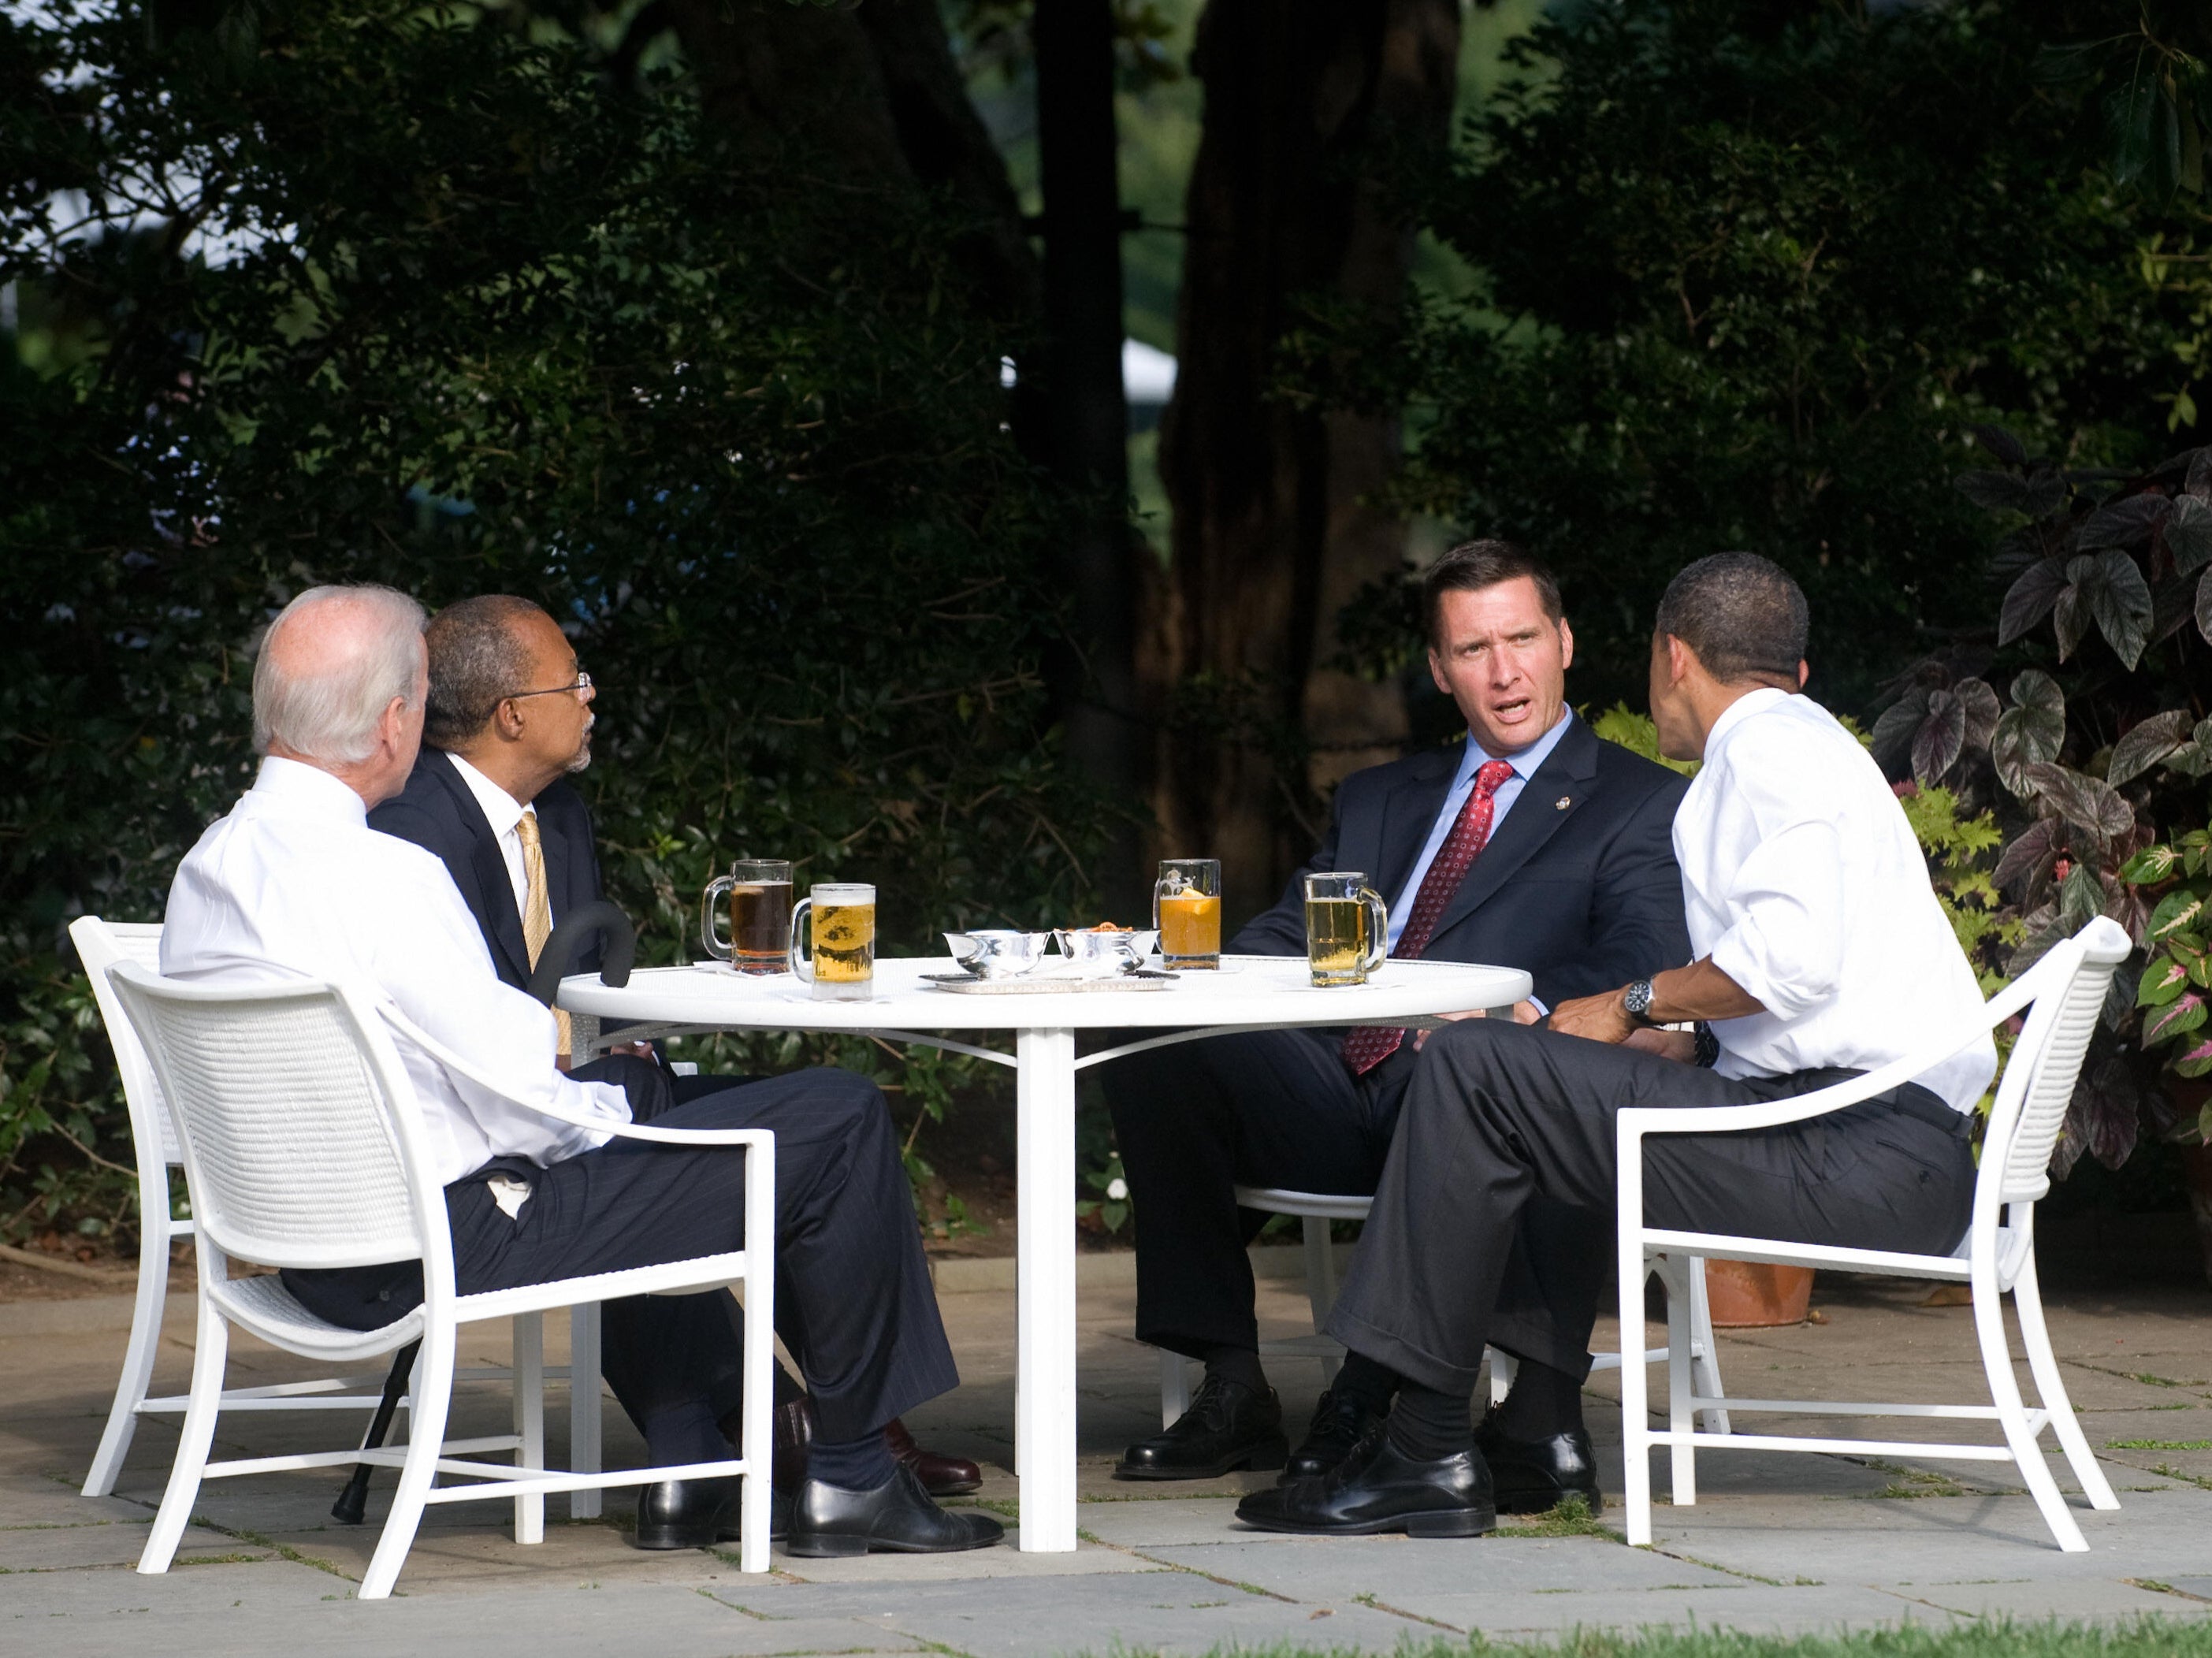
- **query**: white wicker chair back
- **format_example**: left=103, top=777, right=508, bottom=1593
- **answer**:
left=107, top=967, right=424, bottom=1271
left=69, top=920, right=177, bottom=1165
left=1993, top=916, right=2130, bottom=1206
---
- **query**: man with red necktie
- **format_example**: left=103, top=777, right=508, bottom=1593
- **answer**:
left=1106, top=541, right=1691, bottom=1501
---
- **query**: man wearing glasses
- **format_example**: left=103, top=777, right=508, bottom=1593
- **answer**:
left=369, top=595, right=983, bottom=1505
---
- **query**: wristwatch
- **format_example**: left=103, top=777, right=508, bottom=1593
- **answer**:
left=1622, top=978, right=1658, bottom=1026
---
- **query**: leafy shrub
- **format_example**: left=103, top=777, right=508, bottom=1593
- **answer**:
left=0, top=2, right=1104, bottom=1243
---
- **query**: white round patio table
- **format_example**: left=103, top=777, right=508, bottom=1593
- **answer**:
left=559, top=952, right=1530, bottom=1553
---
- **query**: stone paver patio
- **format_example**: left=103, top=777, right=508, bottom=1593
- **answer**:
left=4, top=1254, right=2210, bottom=1654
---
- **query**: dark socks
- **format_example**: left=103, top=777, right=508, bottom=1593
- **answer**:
left=1492, top=1355, right=1586, bottom=1440
left=1385, top=1380, right=1472, bottom=1463
left=1333, top=1351, right=1400, bottom=1416
left=1198, top=1344, right=1268, bottom=1396
left=643, top=1400, right=729, bottom=1470
left=806, top=1431, right=898, bottom=1492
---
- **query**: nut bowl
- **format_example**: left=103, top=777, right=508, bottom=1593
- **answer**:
left=942, top=929, right=1054, bottom=980
left=1053, top=928, right=1159, bottom=979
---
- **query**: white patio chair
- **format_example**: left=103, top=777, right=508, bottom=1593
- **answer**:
left=106, top=963, right=775, bottom=1598
left=1616, top=915, right=2130, bottom=1552
left=72, top=918, right=398, bottom=1496
left=1158, top=1187, right=1731, bottom=1457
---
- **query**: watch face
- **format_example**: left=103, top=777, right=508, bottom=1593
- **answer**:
left=1624, top=980, right=1654, bottom=1017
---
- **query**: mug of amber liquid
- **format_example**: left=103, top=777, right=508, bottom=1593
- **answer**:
left=1303, top=872, right=1388, bottom=987
left=790, top=883, right=876, bottom=1001
left=701, top=858, right=794, bottom=974
left=1154, top=858, right=1222, bottom=970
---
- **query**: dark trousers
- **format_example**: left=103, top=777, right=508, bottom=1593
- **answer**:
left=1103, top=1026, right=1416, bottom=1359
left=288, top=1060, right=954, bottom=1445
left=1325, top=1020, right=1977, bottom=1396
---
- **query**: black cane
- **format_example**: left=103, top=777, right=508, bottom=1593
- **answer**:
left=331, top=1339, right=422, bottom=1525
left=525, top=901, right=637, bottom=1006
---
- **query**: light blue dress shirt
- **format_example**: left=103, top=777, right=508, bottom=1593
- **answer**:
left=1384, top=710, right=1575, bottom=953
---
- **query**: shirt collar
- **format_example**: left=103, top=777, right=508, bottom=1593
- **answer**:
left=444, top=752, right=533, bottom=839
left=1458, top=707, right=1574, bottom=786
left=249, top=756, right=370, bottom=826
left=1702, top=686, right=1793, bottom=757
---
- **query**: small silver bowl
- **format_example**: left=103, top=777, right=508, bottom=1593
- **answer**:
left=943, top=929, right=1054, bottom=980
left=1053, top=928, right=1159, bottom=979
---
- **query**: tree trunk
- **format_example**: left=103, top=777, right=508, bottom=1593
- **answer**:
left=1035, top=0, right=1143, bottom=913
left=1151, top=0, right=1459, bottom=925
left=663, top=0, right=1039, bottom=343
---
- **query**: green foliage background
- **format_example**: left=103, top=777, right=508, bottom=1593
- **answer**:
left=1325, top=0, right=2196, bottom=723
left=0, top=2, right=1107, bottom=1244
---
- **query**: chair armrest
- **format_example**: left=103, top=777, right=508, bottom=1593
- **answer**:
left=1617, top=964, right=2042, bottom=1143
left=382, top=1008, right=772, bottom=1151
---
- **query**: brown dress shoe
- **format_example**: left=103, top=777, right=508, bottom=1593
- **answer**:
left=885, top=1415, right=983, bottom=1496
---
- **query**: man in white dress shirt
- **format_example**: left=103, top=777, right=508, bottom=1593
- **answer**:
left=1239, top=552, right=1992, bottom=1538
left=162, top=585, right=1001, bottom=1559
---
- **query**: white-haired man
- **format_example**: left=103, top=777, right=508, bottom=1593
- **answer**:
left=161, top=585, right=1000, bottom=1559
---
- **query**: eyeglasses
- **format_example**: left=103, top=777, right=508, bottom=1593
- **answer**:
left=505, top=671, right=592, bottom=702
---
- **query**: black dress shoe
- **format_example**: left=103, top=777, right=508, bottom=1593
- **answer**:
left=1236, top=1428, right=1496, bottom=1537
left=1284, top=1386, right=1390, bottom=1483
left=634, top=1478, right=791, bottom=1549
left=1115, top=1376, right=1288, bottom=1481
left=784, top=1463, right=1005, bottom=1558
left=1474, top=1412, right=1603, bottom=1515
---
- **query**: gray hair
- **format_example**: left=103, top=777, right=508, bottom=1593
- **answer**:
left=1653, top=553, right=1809, bottom=684
left=422, top=594, right=544, bottom=749
left=252, top=585, right=427, bottom=764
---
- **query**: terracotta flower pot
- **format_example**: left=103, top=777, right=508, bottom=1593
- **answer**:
left=1701, top=1258, right=1815, bottom=1328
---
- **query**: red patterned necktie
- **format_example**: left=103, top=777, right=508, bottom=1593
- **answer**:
left=1342, top=757, right=1518, bottom=1077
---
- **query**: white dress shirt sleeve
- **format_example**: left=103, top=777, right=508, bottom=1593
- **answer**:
left=1702, top=814, right=1848, bottom=1020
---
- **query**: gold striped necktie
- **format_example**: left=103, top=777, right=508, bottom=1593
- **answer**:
left=513, top=809, right=574, bottom=1060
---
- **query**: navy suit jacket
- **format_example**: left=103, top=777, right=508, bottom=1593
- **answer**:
left=1233, top=716, right=1692, bottom=1007
left=367, top=749, right=604, bottom=990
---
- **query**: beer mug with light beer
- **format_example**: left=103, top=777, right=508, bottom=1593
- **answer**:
left=701, top=858, right=794, bottom=974
left=1153, top=858, right=1221, bottom=970
left=1302, top=872, right=1387, bottom=987
left=790, top=883, right=876, bottom=1001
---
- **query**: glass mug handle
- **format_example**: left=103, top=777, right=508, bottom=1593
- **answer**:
left=701, top=873, right=734, bottom=962
left=1359, top=887, right=1389, bottom=977
left=1150, top=875, right=1173, bottom=930
left=788, top=897, right=816, bottom=983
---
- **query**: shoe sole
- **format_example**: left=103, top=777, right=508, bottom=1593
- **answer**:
left=1113, top=1435, right=1290, bottom=1481
left=1238, top=1504, right=1498, bottom=1539
left=782, top=1527, right=1002, bottom=1558
left=921, top=1478, right=983, bottom=1497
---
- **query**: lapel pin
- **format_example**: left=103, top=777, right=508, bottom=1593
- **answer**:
left=1555, top=796, right=1571, bottom=810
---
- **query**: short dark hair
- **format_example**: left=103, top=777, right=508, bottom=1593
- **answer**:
left=423, top=594, right=546, bottom=749
left=1421, top=540, right=1563, bottom=647
left=1653, top=553, right=1808, bottom=684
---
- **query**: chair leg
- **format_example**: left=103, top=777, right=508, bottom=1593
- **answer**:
left=1686, top=1256, right=1731, bottom=1435
left=85, top=1220, right=171, bottom=1497
left=1302, top=1217, right=1340, bottom=1387
left=361, top=1326, right=457, bottom=1600
left=1619, top=1251, right=1655, bottom=1546
left=567, top=1302, right=603, bottom=1521
left=1159, top=1350, right=1194, bottom=1428
left=138, top=1296, right=229, bottom=1574
left=1664, top=1257, right=1697, bottom=1507
left=1969, top=1264, right=2087, bottom=1552
left=1487, top=1348, right=1517, bottom=1408
left=2010, top=1255, right=2119, bottom=1511
left=512, top=1313, right=545, bottom=1545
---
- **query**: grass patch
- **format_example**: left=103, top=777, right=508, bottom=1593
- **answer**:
left=2108, top=1440, right=2212, bottom=1452
left=1073, top=1615, right=2212, bottom=1655
left=1496, top=1496, right=1623, bottom=1541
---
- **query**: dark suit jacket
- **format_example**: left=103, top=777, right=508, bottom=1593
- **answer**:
left=367, top=749, right=604, bottom=989
left=1233, top=715, right=1692, bottom=1007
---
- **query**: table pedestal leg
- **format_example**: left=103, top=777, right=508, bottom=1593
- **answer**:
left=1014, top=1026, right=1078, bottom=1552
